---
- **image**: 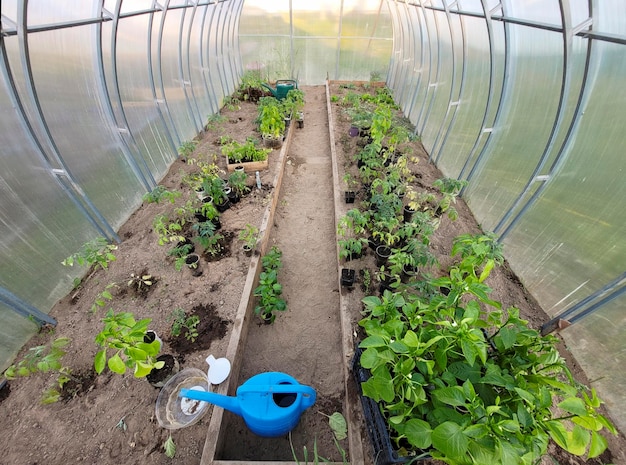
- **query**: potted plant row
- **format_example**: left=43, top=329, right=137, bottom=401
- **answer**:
left=335, top=85, right=617, bottom=464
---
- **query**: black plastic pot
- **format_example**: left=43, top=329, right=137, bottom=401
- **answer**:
left=340, top=269, right=356, bottom=287
left=368, top=235, right=382, bottom=252
left=185, top=253, right=202, bottom=277
left=345, top=191, right=356, bottom=204
left=375, top=245, right=391, bottom=267
left=147, top=354, right=180, bottom=388
left=403, top=205, right=415, bottom=223
left=215, top=196, right=231, bottom=213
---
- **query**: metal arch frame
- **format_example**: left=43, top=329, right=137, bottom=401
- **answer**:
left=415, top=3, right=439, bottom=136
left=458, top=0, right=509, bottom=185
left=177, top=3, right=202, bottom=133
left=494, top=0, right=591, bottom=239
left=13, top=3, right=120, bottom=244
left=385, top=1, right=402, bottom=91
left=0, top=287, right=56, bottom=328
left=404, top=3, right=425, bottom=126
left=146, top=2, right=179, bottom=159
left=432, top=4, right=468, bottom=166
left=430, top=1, right=463, bottom=163
left=213, top=1, right=228, bottom=99
left=231, top=0, right=246, bottom=84
left=393, top=1, right=413, bottom=105
left=223, top=0, right=241, bottom=93
left=409, top=4, right=431, bottom=132
left=542, top=272, right=626, bottom=334
left=99, top=1, right=157, bottom=192
left=201, top=1, right=222, bottom=111
left=452, top=1, right=498, bottom=180
left=182, top=1, right=204, bottom=132
left=153, top=0, right=184, bottom=147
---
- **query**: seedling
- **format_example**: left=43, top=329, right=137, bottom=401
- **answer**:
left=142, top=185, right=181, bottom=204
left=3, top=336, right=75, bottom=404
left=62, top=237, right=117, bottom=270
left=127, top=272, right=155, bottom=294
left=238, top=224, right=259, bottom=250
left=168, top=308, right=200, bottom=342
left=94, top=310, right=164, bottom=378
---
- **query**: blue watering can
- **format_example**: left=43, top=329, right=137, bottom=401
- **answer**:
left=261, top=80, right=298, bottom=100
left=179, top=371, right=316, bottom=437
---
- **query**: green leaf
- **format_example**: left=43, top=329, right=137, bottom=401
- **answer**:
left=359, top=335, right=387, bottom=348
left=135, top=360, right=155, bottom=378
left=127, top=347, right=148, bottom=362
left=558, top=397, right=587, bottom=417
left=588, top=430, right=608, bottom=458
left=389, top=340, right=409, bottom=354
left=569, top=424, right=591, bottom=456
left=496, top=438, right=519, bottom=465
left=403, top=330, right=419, bottom=348
left=404, top=419, right=432, bottom=449
left=328, top=412, right=347, bottom=440
left=359, top=347, right=381, bottom=370
left=164, top=435, right=176, bottom=458
left=107, top=353, right=126, bottom=374
left=498, top=326, right=517, bottom=349
left=94, top=350, right=106, bottom=374
left=448, top=361, right=481, bottom=383
left=433, top=386, right=467, bottom=407
left=432, top=422, right=469, bottom=459
left=479, top=259, right=495, bottom=282
left=362, top=372, right=395, bottom=403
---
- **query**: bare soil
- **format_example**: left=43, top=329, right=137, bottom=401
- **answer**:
left=0, top=83, right=624, bottom=465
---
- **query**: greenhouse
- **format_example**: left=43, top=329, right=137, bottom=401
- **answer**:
left=1, top=1, right=625, bottom=464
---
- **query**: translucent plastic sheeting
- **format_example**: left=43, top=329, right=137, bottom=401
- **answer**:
left=387, top=0, right=626, bottom=433
left=0, top=304, right=41, bottom=372
left=111, top=13, right=177, bottom=175
left=463, top=26, right=564, bottom=231
left=239, top=0, right=393, bottom=84
left=503, top=0, right=562, bottom=26
left=503, top=40, right=626, bottom=317
left=433, top=16, right=491, bottom=175
left=337, top=39, right=392, bottom=82
left=560, top=294, right=626, bottom=433
left=0, top=0, right=241, bottom=369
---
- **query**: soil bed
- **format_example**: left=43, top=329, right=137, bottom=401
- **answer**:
left=0, top=83, right=624, bottom=465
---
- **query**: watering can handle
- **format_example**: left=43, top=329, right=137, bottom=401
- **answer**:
left=237, top=384, right=315, bottom=397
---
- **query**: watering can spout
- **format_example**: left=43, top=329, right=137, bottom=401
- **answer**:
left=179, top=388, right=242, bottom=416
left=261, top=82, right=277, bottom=98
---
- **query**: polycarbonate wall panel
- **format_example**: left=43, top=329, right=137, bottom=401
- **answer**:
left=159, top=10, right=199, bottom=140
left=504, top=40, right=626, bottom=317
left=29, top=27, right=147, bottom=228
left=503, top=0, right=562, bottom=25
left=434, top=15, right=490, bottom=175
left=337, top=39, right=392, bottom=82
left=292, top=38, right=336, bottom=83
left=238, top=36, right=292, bottom=81
left=464, top=26, right=563, bottom=231
left=114, top=13, right=176, bottom=177
left=0, top=0, right=240, bottom=369
left=387, top=0, right=626, bottom=433
left=560, top=295, right=626, bottom=428
left=0, top=305, right=40, bottom=371
left=418, top=9, right=454, bottom=152
left=239, top=0, right=393, bottom=84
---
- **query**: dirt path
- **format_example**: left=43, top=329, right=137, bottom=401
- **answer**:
left=218, top=86, right=348, bottom=460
